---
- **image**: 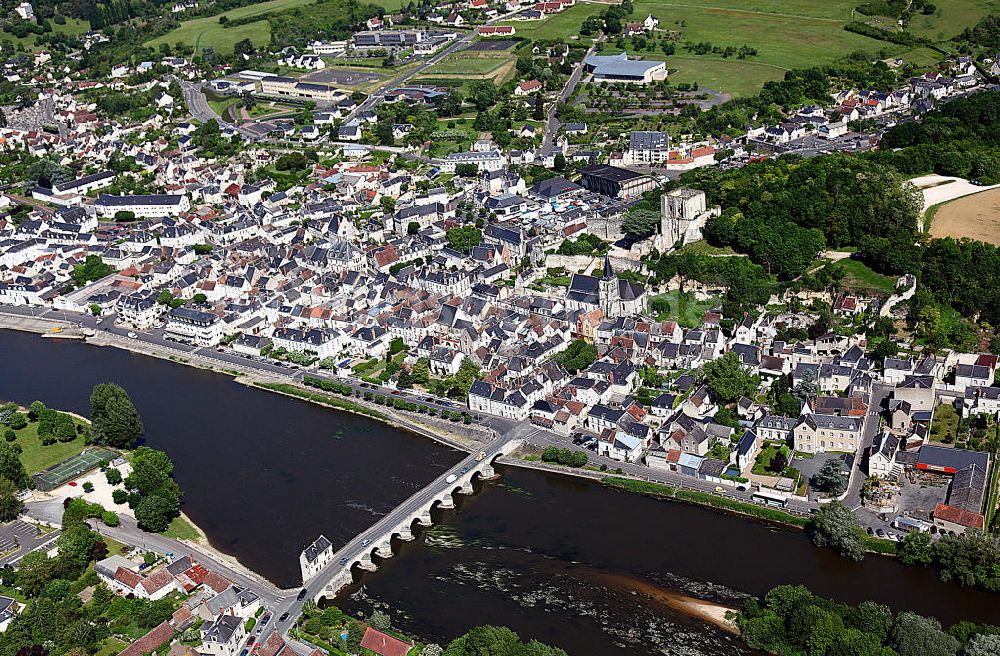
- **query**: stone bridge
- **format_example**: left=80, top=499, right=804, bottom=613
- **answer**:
left=311, top=437, right=523, bottom=602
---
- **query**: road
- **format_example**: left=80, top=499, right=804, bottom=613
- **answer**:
left=0, top=304, right=511, bottom=437
left=541, top=36, right=602, bottom=153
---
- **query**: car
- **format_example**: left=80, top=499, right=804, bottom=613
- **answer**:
left=68, top=481, right=77, bottom=487
left=95, top=318, right=103, bottom=325
left=361, top=538, right=371, bottom=546
left=239, top=650, right=248, bottom=656
left=391, top=390, right=400, bottom=395
left=876, top=529, right=885, bottom=538
left=127, top=332, right=138, bottom=339
left=260, top=615, right=271, bottom=626
left=297, top=588, right=308, bottom=600
left=247, top=637, right=255, bottom=647
left=714, top=486, right=724, bottom=493
left=339, top=557, right=348, bottom=565
left=736, top=485, right=747, bottom=492
left=460, top=466, right=469, bottom=474
left=278, top=612, right=289, bottom=623
left=867, top=527, right=874, bottom=535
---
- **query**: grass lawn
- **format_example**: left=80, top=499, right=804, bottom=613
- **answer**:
left=498, top=3, right=605, bottom=42
left=648, top=290, right=719, bottom=328
left=163, top=515, right=201, bottom=541
left=832, top=258, right=897, bottom=294
left=147, top=0, right=314, bottom=54
left=8, top=416, right=89, bottom=475
left=929, top=403, right=960, bottom=444
left=206, top=92, right=241, bottom=120
left=103, top=536, right=131, bottom=557
left=95, top=638, right=128, bottom=656
left=751, top=443, right=798, bottom=479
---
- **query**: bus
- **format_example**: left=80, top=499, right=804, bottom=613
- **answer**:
left=752, top=489, right=789, bottom=508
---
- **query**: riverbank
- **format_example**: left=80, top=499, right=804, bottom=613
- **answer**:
left=589, top=571, right=739, bottom=634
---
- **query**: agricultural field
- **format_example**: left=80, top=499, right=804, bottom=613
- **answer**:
left=928, top=187, right=1000, bottom=246
left=147, top=0, right=314, bottom=54
left=906, top=0, right=1000, bottom=41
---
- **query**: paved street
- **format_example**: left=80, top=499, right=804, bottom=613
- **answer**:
left=541, top=36, right=603, bottom=153
left=0, top=519, right=60, bottom=567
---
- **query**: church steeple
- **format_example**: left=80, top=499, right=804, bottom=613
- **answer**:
left=602, top=254, right=614, bottom=280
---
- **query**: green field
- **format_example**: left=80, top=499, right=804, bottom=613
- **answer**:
left=426, top=52, right=514, bottom=76
left=499, top=4, right=605, bottom=42
left=830, top=258, right=897, bottom=294
left=147, top=0, right=314, bottom=54
left=0, top=17, right=90, bottom=50
left=906, top=0, right=1000, bottom=41
left=8, top=415, right=89, bottom=475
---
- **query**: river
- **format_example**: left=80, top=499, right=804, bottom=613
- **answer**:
left=3, top=329, right=1000, bottom=656
left=0, top=329, right=458, bottom=587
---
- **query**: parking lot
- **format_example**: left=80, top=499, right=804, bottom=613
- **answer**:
left=896, top=471, right=950, bottom=522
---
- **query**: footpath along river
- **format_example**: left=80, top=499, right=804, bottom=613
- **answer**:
left=3, top=329, right=1000, bottom=656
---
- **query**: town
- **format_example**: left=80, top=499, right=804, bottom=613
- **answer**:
left=2, top=0, right=1000, bottom=654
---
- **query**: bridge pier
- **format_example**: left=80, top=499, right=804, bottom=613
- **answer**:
left=375, top=540, right=393, bottom=559
left=397, top=525, right=415, bottom=541
left=479, top=463, right=497, bottom=479
left=458, top=480, right=474, bottom=495
left=437, top=494, right=455, bottom=510
left=416, top=510, right=432, bottom=526
left=357, top=553, right=378, bottom=572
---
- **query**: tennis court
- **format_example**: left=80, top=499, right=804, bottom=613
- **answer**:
left=33, top=447, right=119, bottom=491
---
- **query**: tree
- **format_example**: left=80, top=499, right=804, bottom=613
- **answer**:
left=807, top=502, right=864, bottom=561
left=15, top=550, right=55, bottom=596
left=622, top=208, right=661, bottom=239
left=135, top=495, right=174, bottom=532
left=891, top=612, right=959, bottom=656
left=193, top=293, right=208, bottom=304
left=407, top=221, right=421, bottom=235
left=0, top=478, right=22, bottom=521
left=556, top=339, right=598, bottom=374
left=702, top=352, right=760, bottom=403
left=965, top=634, right=1000, bottom=656
left=810, top=458, right=848, bottom=496
left=467, top=80, right=498, bottom=111
left=28, top=401, right=45, bottom=421
left=368, top=609, right=391, bottom=631
left=90, top=383, right=143, bottom=449
left=446, top=226, right=482, bottom=254
left=897, top=530, right=933, bottom=566
left=0, top=440, right=28, bottom=489
left=71, top=255, right=114, bottom=286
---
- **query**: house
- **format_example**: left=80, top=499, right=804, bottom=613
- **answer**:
left=300, top=534, right=334, bottom=581
left=793, top=409, right=863, bottom=455
left=0, top=596, right=17, bottom=632
left=933, top=503, right=984, bottom=535
left=868, top=431, right=899, bottom=478
left=201, top=615, right=246, bottom=656
left=955, top=364, right=994, bottom=392
left=734, top=429, right=760, bottom=471
left=360, top=627, right=413, bottom=656
left=963, top=385, right=1000, bottom=418
left=514, top=79, right=542, bottom=96
left=597, top=428, right=645, bottom=463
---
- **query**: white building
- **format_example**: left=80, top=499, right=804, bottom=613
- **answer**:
left=299, top=535, right=334, bottom=582
left=201, top=615, right=246, bottom=656
left=164, top=307, right=223, bottom=346
left=93, top=194, right=190, bottom=219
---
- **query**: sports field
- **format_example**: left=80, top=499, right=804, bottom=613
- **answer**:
left=147, top=0, right=313, bottom=54
left=929, top=187, right=1000, bottom=246
left=33, top=447, right=119, bottom=491
left=423, top=50, right=518, bottom=80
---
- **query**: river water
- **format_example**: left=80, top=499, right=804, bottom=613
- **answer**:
left=3, top=329, right=1000, bottom=656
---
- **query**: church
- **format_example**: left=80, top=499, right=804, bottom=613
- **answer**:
left=565, top=256, right=646, bottom=318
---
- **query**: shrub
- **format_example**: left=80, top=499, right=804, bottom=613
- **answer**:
left=2, top=430, right=13, bottom=442
left=82, top=482, right=94, bottom=493
left=101, top=511, right=120, bottom=527
left=112, top=489, right=128, bottom=505
left=105, top=468, right=122, bottom=485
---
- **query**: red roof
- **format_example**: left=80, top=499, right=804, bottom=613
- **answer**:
left=934, top=503, right=984, bottom=529
left=118, top=621, right=173, bottom=656
left=202, top=570, right=232, bottom=593
left=114, top=566, right=142, bottom=589
left=361, top=627, right=412, bottom=656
